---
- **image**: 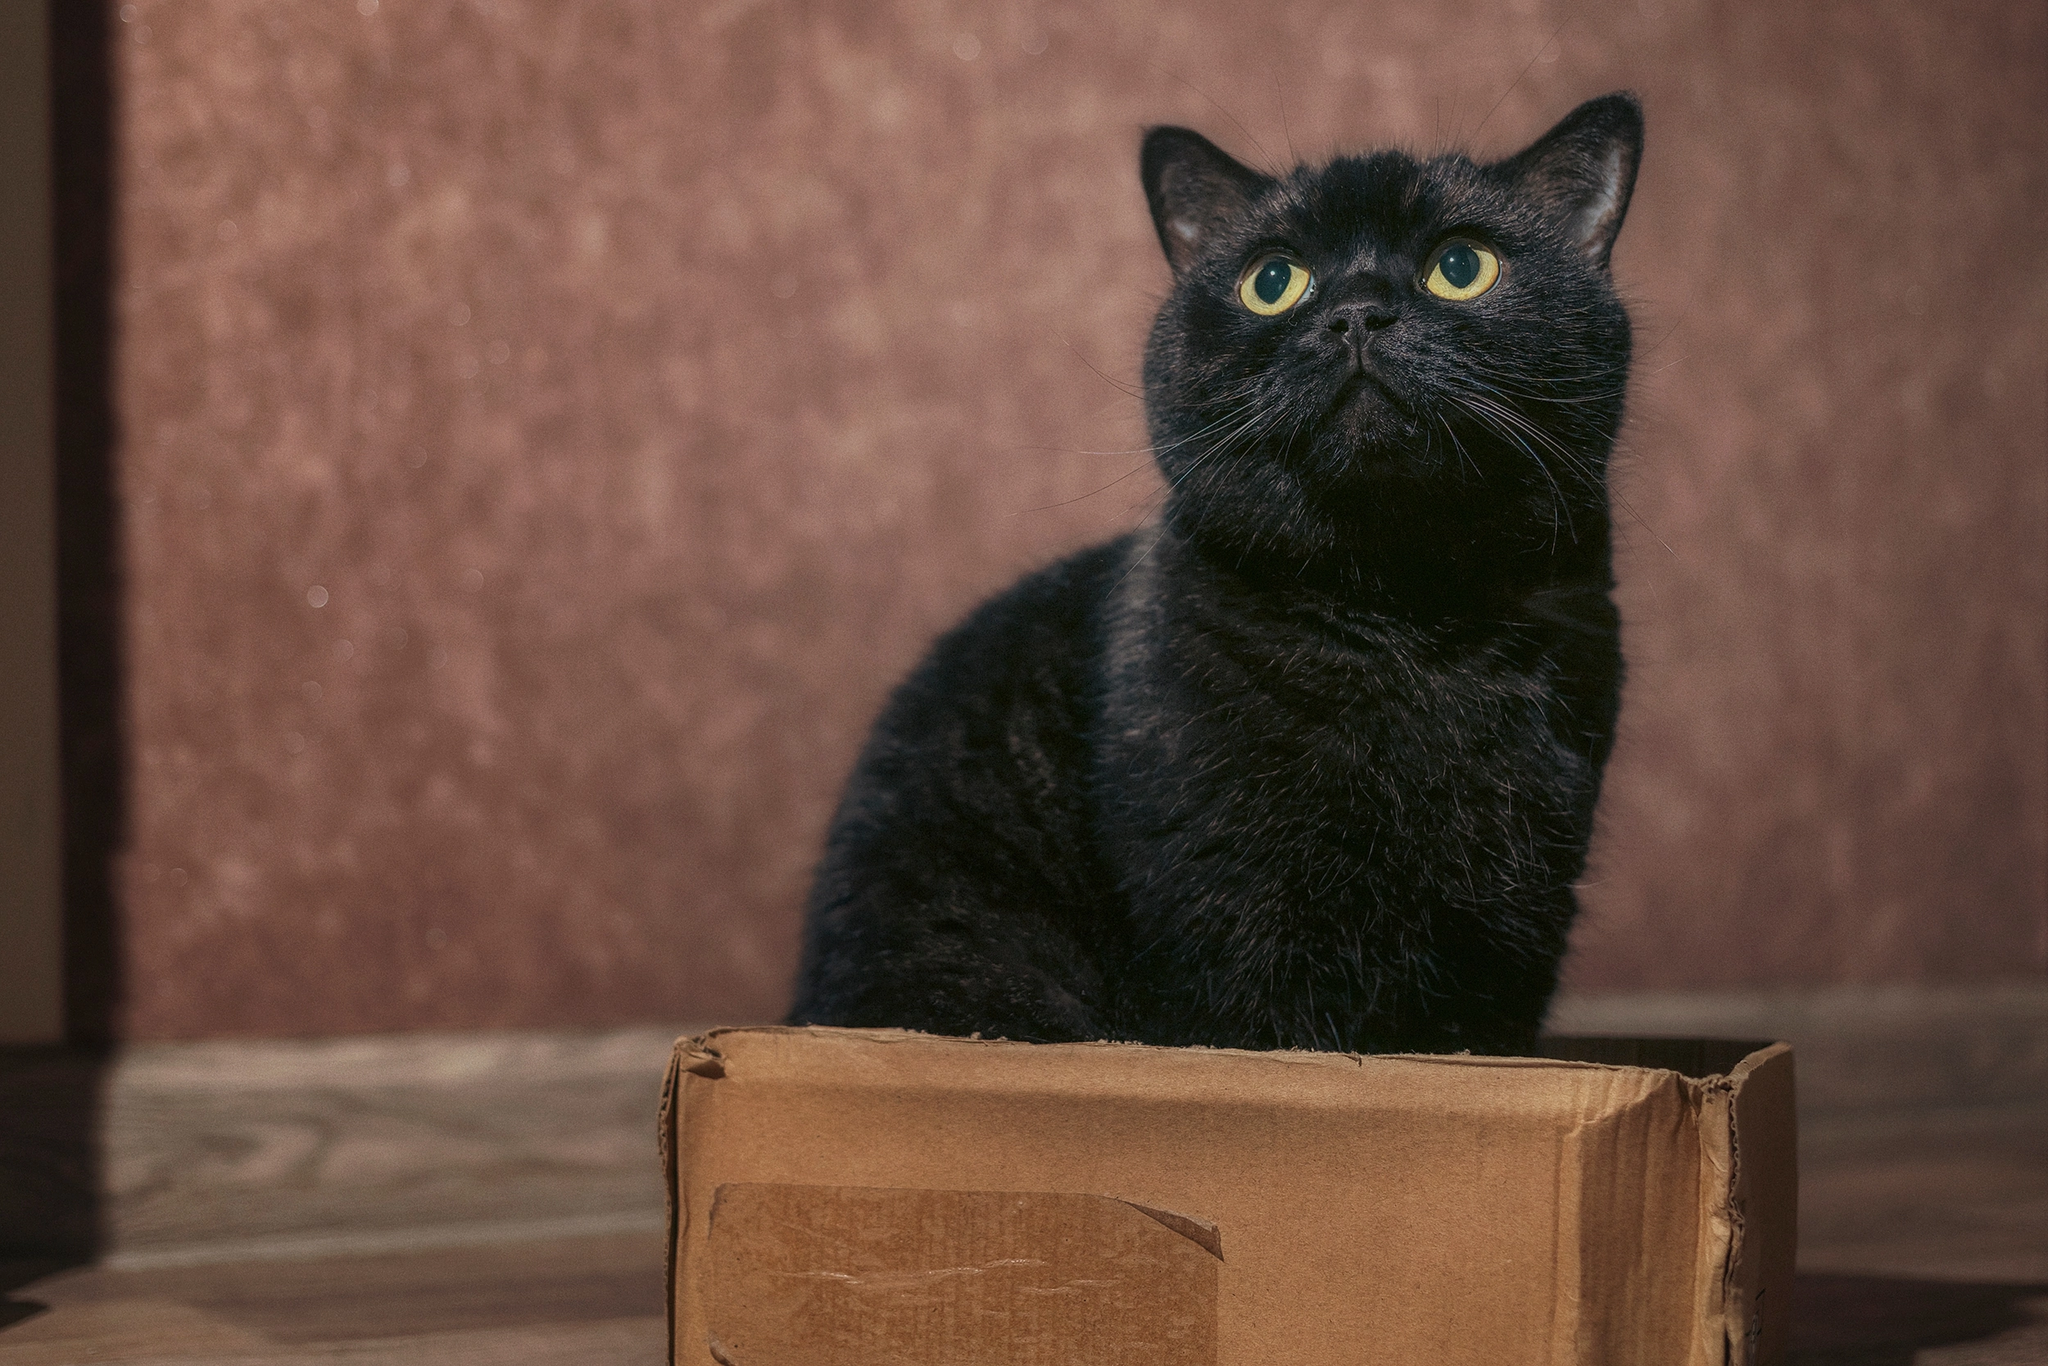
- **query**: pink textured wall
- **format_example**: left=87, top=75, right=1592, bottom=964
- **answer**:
left=94, top=0, right=2044, bottom=1038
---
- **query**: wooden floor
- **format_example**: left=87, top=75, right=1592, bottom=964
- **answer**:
left=0, top=1232, right=665, bottom=1364
left=1789, top=1101, right=2048, bottom=1364
left=5, top=1108, right=2044, bottom=1364
left=1, top=997, right=2043, bottom=1364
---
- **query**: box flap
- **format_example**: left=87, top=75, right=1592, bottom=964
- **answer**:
left=661, top=1038, right=683, bottom=1348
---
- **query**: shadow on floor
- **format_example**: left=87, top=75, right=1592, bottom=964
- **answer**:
left=0, top=1048, right=106, bottom=1270
left=1793, top=1272, right=2048, bottom=1365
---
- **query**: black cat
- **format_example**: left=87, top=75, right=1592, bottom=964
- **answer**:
left=788, top=94, right=1642, bottom=1055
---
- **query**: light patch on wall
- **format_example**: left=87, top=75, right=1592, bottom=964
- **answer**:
left=574, top=211, right=609, bottom=265
left=631, top=440, right=677, bottom=537
left=828, top=293, right=889, bottom=359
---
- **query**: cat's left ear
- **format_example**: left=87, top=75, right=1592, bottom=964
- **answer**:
left=1141, top=127, right=1275, bottom=274
left=1497, top=93, right=1643, bottom=269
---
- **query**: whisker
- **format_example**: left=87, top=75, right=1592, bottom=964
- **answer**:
left=1053, top=327, right=1142, bottom=399
left=1442, top=380, right=1675, bottom=557
left=1006, top=461, right=1156, bottom=516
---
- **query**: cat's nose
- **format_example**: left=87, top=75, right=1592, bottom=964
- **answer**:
left=1326, top=301, right=1399, bottom=336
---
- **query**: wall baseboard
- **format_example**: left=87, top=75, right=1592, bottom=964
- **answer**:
left=4, top=984, right=2044, bottom=1264
left=1547, top=982, right=2048, bottom=1113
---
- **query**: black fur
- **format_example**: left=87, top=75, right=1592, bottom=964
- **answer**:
left=788, top=95, right=1643, bottom=1054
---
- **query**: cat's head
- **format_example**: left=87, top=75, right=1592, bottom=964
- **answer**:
left=1139, top=94, right=1642, bottom=590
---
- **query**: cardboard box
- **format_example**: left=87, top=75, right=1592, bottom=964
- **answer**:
left=663, top=1027, right=1795, bottom=1365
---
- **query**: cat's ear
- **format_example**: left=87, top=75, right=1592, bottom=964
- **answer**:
left=1497, top=93, right=1643, bottom=269
left=1141, top=127, right=1274, bottom=274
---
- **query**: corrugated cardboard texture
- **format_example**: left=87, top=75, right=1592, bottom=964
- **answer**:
left=704, top=1185, right=1220, bottom=1365
left=666, top=1028, right=1797, bottom=1365
left=80, top=0, right=2046, bottom=1041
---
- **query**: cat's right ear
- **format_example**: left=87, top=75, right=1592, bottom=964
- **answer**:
left=1141, top=128, right=1273, bottom=274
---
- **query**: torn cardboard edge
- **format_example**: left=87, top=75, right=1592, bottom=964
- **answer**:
left=665, top=1027, right=1796, bottom=1366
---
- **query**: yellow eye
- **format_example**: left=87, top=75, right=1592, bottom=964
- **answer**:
left=1237, top=254, right=1312, bottom=315
left=1423, top=240, right=1501, bottom=301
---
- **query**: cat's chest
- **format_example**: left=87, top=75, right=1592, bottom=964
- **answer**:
left=1102, top=604, right=1555, bottom=787
left=1095, top=547, right=1573, bottom=796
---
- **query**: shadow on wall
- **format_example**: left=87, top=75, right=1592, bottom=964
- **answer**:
left=1790, top=1273, right=2048, bottom=1365
left=0, top=2, right=123, bottom=1266
left=55, top=0, right=123, bottom=1059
